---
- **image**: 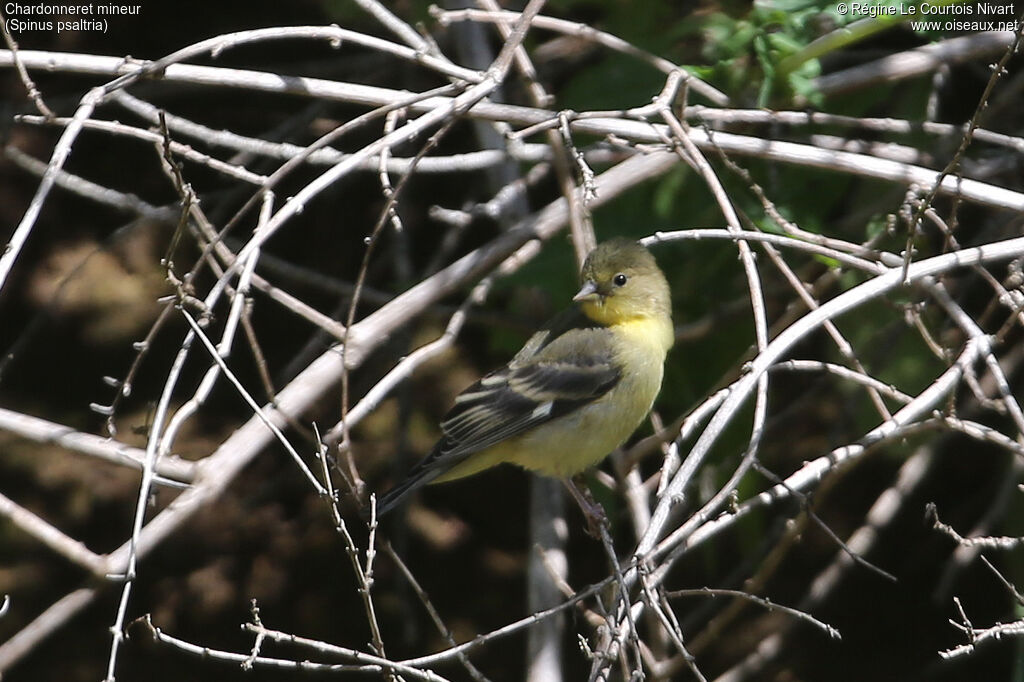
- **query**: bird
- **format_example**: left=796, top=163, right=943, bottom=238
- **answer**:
left=373, top=238, right=673, bottom=518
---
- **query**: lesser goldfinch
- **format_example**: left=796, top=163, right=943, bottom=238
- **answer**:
left=375, top=238, right=673, bottom=516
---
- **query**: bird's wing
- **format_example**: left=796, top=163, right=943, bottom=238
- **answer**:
left=374, top=313, right=619, bottom=516
left=434, top=325, right=620, bottom=460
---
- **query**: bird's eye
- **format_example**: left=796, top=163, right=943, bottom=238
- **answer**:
left=613, top=273, right=628, bottom=287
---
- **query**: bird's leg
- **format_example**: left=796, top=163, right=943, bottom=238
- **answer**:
left=563, top=475, right=608, bottom=539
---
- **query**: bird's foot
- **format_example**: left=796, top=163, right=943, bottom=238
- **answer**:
left=565, top=476, right=609, bottom=540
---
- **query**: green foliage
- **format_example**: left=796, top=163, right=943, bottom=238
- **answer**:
left=692, top=0, right=836, bottom=106
left=683, top=0, right=970, bottom=105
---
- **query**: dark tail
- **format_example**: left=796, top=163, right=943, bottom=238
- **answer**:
left=369, top=455, right=444, bottom=518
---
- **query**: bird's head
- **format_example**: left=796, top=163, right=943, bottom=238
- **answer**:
left=573, top=238, right=672, bottom=326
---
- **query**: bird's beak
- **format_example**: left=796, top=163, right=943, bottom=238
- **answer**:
left=573, top=279, right=600, bottom=303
